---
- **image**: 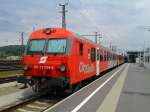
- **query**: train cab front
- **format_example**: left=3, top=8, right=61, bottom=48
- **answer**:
left=22, top=28, right=72, bottom=92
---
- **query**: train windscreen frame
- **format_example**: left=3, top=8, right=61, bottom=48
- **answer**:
left=46, top=38, right=68, bottom=55
left=26, top=39, right=46, bottom=55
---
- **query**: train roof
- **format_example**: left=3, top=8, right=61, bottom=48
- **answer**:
left=30, top=28, right=73, bottom=39
left=73, top=33, right=109, bottom=50
left=30, top=27, right=122, bottom=55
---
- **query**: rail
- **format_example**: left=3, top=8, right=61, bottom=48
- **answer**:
left=0, top=76, right=18, bottom=84
left=0, top=60, right=23, bottom=71
left=0, top=93, right=64, bottom=112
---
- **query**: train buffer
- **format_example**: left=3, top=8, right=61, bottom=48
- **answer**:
left=44, top=63, right=150, bottom=112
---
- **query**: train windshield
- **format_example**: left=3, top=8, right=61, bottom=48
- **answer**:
left=27, top=39, right=45, bottom=54
left=47, top=39, right=67, bottom=54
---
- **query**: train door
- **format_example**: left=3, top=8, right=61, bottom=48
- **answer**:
left=96, top=47, right=100, bottom=75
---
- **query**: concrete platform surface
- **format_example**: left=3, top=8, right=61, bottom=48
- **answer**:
left=0, top=81, right=17, bottom=89
left=44, top=64, right=126, bottom=112
left=0, top=82, right=27, bottom=96
left=116, top=63, right=150, bottom=112
left=0, top=87, right=35, bottom=111
left=44, top=63, right=150, bottom=112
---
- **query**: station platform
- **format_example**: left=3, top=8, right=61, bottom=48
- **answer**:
left=44, top=63, right=150, bottom=112
left=0, top=85, right=35, bottom=111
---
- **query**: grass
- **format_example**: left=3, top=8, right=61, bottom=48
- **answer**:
left=0, top=70, right=23, bottom=78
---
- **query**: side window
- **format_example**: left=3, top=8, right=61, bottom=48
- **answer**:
left=108, top=53, right=110, bottom=61
left=97, top=49, right=99, bottom=60
left=91, top=48, right=96, bottom=62
left=111, top=53, right=113, bottom=61
left=103, top=51, right=105, bottom=61
left=105, top=52, right=107, bottom=61
left=100, top=50, right=103, bottom=61
left=110, top=53, right=112, bottom=60
left=101, top=51, right=104, bottom=61
left=107, top=52, right=109, bottom=61
left=100, top=54, right=103, bottom=61
left=112, top=54, right=114, bottom=60
left=106, top=52, right=108, bottom=61
left=113, top=54, right=116, bottom=60
left=79, top=43, right=83, bottom=56
left=104, top=52, right=106, bottom=61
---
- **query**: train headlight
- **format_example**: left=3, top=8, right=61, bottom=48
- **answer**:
left=59, top=65, right=66, bottom=72
left=24, top=65, right=30, bottom=71
left=44, top=28, right=51, bottom=34
left=43, top=28, right=56, bottom=35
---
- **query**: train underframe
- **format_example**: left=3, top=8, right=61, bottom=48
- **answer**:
left=18, top=64, right=123, bottom=93
left=28, top=76, right=71, bottom=93
left=18, top=75, right=93, bottom=95
left=18, top=75, right=82, bottom=93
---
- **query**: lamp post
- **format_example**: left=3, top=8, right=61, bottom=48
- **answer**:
left=147, top=30, right=150, bottom=63
left=139, top=29, right=150, bottom=67
left=139, top=41, right=145, bottom=67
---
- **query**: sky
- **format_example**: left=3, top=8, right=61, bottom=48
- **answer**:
left=0, top=0, right=150, bottom=51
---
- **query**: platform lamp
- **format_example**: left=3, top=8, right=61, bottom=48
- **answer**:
left=139, top=42, right=145, bottom=67
left=147, top=30, right=150, bottom=63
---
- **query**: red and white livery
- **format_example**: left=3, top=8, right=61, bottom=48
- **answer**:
left=22, top=28, right=124, bottom=92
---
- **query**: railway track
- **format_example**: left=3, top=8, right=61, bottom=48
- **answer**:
left=0, top=60, right=21, bottom=65
left=0, top=66, right=23, bottom=72
left=0, top=76, right=18, bottom=84
left=0, top=60, right=23, bottom=71
left=1, top=92, right=66, bottom=112
left=0, top=67, right=22, bottom=72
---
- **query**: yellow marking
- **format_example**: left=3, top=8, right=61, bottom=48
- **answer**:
left=97, top=64, right=130, bottom=112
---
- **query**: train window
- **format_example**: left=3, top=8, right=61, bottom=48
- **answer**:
left=107, top=52, right=109, bottom=61
left=113, top=54, right=116, bottom=60
left=103, top=52, right=106, bottom=61
left=109, top=53, right=111, bottom=60
left=99, top=50, right=102, bottom=61
left=79, top=43, right=83, bottom=56
left=106, top=52, right=108, bottom=61
left=91, top=48, right=96, bottom=62
left=47, top=39, right=67, bottom=54
left=97, top=50, right=99, bottom=60
left=101, top=51, right=104, bottom=61
left=105, top=53, right=107, bottom=61
left=100, top=54, right=103, bottom=61
left=105, top=52, right=107, bottom=61
left=103, top=52, right=105, bottom=61
left=110, top=53, right=112, bottom=60
left=110, top=53, right=113, bottom=60
left=27, top=39, right=45, bottom=54
left=112, top=54, right=114, bottom=60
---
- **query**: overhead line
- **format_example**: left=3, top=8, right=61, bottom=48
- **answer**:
left=77, top=0, right=120, bottom=46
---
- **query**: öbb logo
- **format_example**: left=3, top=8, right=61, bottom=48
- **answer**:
left=39, top=56, right=48, bottom=64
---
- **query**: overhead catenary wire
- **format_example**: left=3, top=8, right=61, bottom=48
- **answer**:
left=68, top=0, right=119, bottom=47
left=81, top=1, right=123, bottom=52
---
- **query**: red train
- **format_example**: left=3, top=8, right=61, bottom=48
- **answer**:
left=22, top=28, right=124, bottom=92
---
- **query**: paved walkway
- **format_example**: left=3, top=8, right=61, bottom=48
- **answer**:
left=116, top=63, right=150, bottom=112
left=44, top=63, right=150, bottom=112
left=1, top=63, right=150, bottom=112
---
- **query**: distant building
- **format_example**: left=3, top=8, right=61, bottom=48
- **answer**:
left=127, top=51, right=144, bottom=63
